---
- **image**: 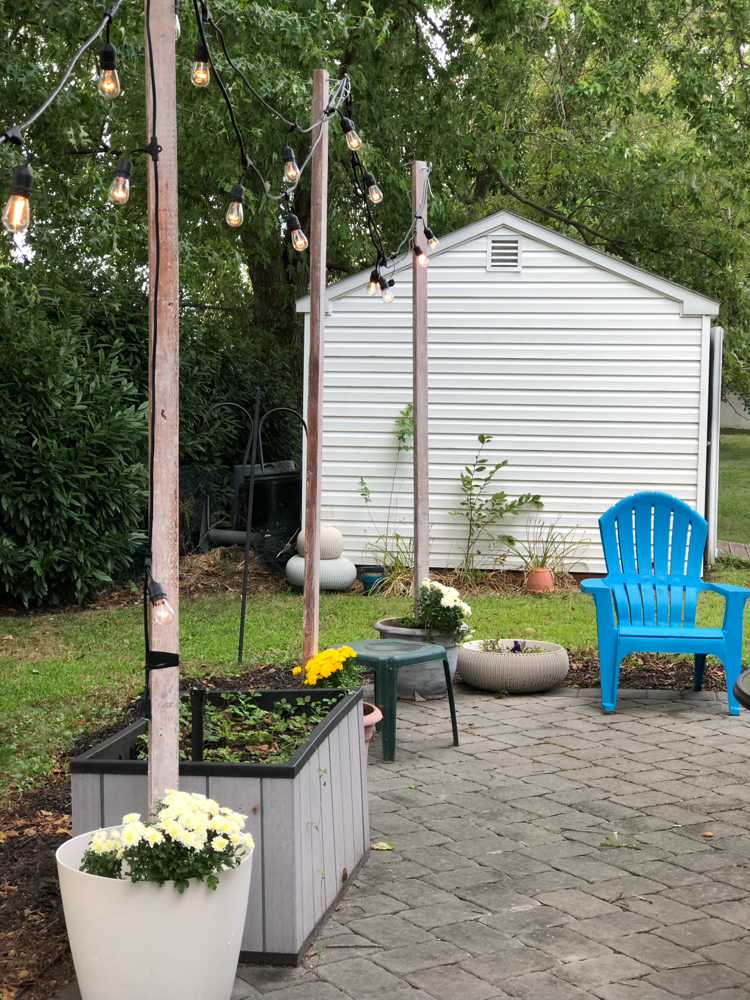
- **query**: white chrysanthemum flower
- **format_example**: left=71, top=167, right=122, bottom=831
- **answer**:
left=90, top=837, right=107, bottom=854
left=213, top=836, right=228, bottom=850
left=121, top=821, right=146, bottom=846
left=144, top=828, right=164, bottom=846
left=229, top=832, right=241, bottom=844
left=161, top=819, right=182, bottom=840
left=105, top=838, right=121, bottom=851
left=206, top=799, right=220, bottom=813
left=242, top=833, right=255, bottom=851
left=122, top=812, right=140, bottom=824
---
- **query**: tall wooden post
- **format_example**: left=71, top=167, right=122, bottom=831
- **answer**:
left=412, top=160, right=430, bottom=608
left=146, top=0, right=180, bottom=811
left=302, top=69, right=330, bottom=669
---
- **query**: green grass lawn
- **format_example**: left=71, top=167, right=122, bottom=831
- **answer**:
left=2, top=562, right=750, bottom=797
left=719, top=428, right=750, bottom=543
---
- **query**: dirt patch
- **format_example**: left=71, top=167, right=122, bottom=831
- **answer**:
left=564, top=650, right=729, bottom=691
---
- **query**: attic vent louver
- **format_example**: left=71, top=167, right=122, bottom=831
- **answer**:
left=487, top=236, right=521, bottom=271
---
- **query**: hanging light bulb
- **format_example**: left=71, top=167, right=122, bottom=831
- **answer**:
left=367, top=269, right=379, bottom=296
left=226, top=182, right=245, bottom=228
left=108, top=157, right=132, bottom=205
left=424, top=227, right=439, bottom=250
left=363, top=172, right=383, bottom=204
left=340, top=117, right=361, bottom=151
left=192, top=40, right=210, bottom=87
left=97, top=41, right=121, bottom=99
left=148, top=577, right=175, bottom=625
left=174, top=0, right=181, bottom=39
left=282, top=145, right=299, bottom=183
left=414, top=244, right=429, bottom=268
left=288, top=213, right=308, bottom=251
left=379, top=277, right=394, bottom=304
left=2, top=163, right=33, bottom=235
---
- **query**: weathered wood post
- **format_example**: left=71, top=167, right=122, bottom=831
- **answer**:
left=145, top=0, right=180, bottom=811
left=302, top=69, right=330, bottom=672
left=412, top=160, right=430, bottom=609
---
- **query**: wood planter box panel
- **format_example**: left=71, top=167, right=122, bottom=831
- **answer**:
left=70, top=689, right=369, bottom=965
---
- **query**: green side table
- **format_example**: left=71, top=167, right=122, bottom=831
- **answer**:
left=331, top=639, right=459, bottom=762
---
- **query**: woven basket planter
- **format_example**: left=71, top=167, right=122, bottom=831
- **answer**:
left=457, top=639, right=569, bottom=694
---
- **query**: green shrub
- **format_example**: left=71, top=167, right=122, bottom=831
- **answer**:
left=0, top=319, right=147, bottom=605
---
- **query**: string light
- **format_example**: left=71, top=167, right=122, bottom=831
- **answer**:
left=192, top=40, right=210, bottom=87
left=424, top=226, right=439, bottom=249
left=2, top=163, right=32, bottom=235
left=414, top=243, right=429, bottom=267
left=379, top=276, right=394, bottom=304
left=97, top=37, right=121, bottom=99
left=282, top=145, right=299, bottom=183
left=340, top=116, right=361, bottom=151
left=288, top=213, right=308, bottom=251
left=363, top=171, right=383, bottom=204
left=226, top=181, right=245, bottom=227
left=367, top=269, right=379, bottom=295
left=108, top=157, right=132, bottom=204
left=147, top=574, right=175, bottom=625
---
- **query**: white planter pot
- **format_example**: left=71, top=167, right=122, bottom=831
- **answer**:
left=373, top=618, right=459, bottom=700
left=457, top=639, right=569, bottom=693
left=285, top=554, right=357, bottom=590
left=57, top=828, right=254, bottom=1000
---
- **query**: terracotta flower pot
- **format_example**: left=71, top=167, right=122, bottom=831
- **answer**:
left=362, top=701, right=383, bottom=758
left=526, top=567, right=554, bottom=593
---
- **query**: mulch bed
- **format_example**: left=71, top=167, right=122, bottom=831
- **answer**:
left=0, top=652, right=733, bottom=1000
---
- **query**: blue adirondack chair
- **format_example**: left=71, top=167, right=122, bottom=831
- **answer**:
left=581, top=491, right=750, bottom=714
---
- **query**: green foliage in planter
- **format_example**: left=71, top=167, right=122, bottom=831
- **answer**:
left=395, top=581, right=473, bottom=644
left=0, top=295, right=147, bottom=606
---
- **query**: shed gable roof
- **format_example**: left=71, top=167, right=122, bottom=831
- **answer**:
left=296, top=208, right=720, bottom=318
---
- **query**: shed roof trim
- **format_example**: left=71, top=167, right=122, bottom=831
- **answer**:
left=295, top=208, right=720, bottom=317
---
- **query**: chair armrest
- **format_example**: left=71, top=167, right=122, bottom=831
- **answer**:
left=702, top=582, right=750, bottom=632
left=580, top=578, right=617, bottom=631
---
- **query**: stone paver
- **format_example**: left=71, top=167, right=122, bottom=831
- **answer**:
left=55, top=688, right=750, bottom=1000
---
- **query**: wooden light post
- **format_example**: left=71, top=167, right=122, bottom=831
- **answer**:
left=145, top=0, right=181, bottom=811
left=302, top=68, right=329, bottom=671
left=412, top=160, right=430, bottom=606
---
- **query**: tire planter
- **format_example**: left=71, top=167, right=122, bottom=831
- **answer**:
left=70, top=689, right=368, bottom=966
left=373, top=618, right=460, bottom=700
left=285, top=554, right=357, bottom=591
left=57, top=831, right=253, bottom=1000
left=457, top=639, right=569, bottom=693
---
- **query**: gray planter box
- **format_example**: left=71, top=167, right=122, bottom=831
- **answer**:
left=70, top=689, right=369, bottom=966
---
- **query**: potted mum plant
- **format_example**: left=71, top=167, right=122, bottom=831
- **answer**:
left=294, top=646, right=383, bottom=755
left=457, top=637, right=569, bottom=693
left=373, top=579, right=472, bottom=700
left=57, top=790, right=254, bottom=1000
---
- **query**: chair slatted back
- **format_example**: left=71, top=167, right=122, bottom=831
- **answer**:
left=598, top=491, right=708, bottom=628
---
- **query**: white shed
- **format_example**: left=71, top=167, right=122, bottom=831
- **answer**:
left=296, top=209, right=723, bottom=574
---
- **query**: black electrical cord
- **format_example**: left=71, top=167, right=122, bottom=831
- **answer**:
left=1, top=1, right=123, bottom=146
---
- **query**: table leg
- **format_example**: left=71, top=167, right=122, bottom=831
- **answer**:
left=378, top=660, right=398, bottom=762
left=443, top=659, right=459, bottom=746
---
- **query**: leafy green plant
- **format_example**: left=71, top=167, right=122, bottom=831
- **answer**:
left=506, top=515, right=590, bottom=575
left=449, top=435, right=542, bottom=581
left=395, top=580, right=472, bottom=644
left=480, top=638, right=545, bottom=653
left=358, top=403, right=415, bottom=591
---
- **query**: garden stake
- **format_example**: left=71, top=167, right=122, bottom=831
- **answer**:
left=238, top=387, right=263, bottom=664
left=190, top=687, right=206, bottom=762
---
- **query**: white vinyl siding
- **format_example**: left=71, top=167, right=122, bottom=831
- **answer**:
left=300, top=217, right=718, bottom=574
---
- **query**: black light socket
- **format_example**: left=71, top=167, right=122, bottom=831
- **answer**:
left=369, top=269, right=379, bottom=283
left=229, top=182, right=245, bottom=205
left=413, top=244, right=425, bottom=256
left=287, top=213, right=302, bottom=230
left=340, top=117, right=356, bottom=134
left=363, top=171, right=377, bottom=187
left=9, top=163, right=33, bottom=198
left=424, top=227, right=435, bottom=240
left=99, top=40, right=118, bottom=70
left=194, top=39, right=209, bottom=62
left=379, top=276, right=388, bottom=291
left=147, top=576, right=167, bottom=604
left=114, top=156, right=132, bottom=180
left=282, top=145, right=296, bottom=163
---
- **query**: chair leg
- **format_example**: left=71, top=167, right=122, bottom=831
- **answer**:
left=599, top=640, right=622, bottom=713
left=377, top=662, right=399, bottom=761
left=443, top=659, right=459, bottom=747
left=721, top=637, right=742, bottom=716
left=694, top=653, right=707, bottom=692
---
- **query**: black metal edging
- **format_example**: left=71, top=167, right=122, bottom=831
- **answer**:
left=70, top=688, right=363, bottom=779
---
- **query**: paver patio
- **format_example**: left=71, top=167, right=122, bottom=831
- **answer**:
left=57, top=684, right=750, bottom=999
